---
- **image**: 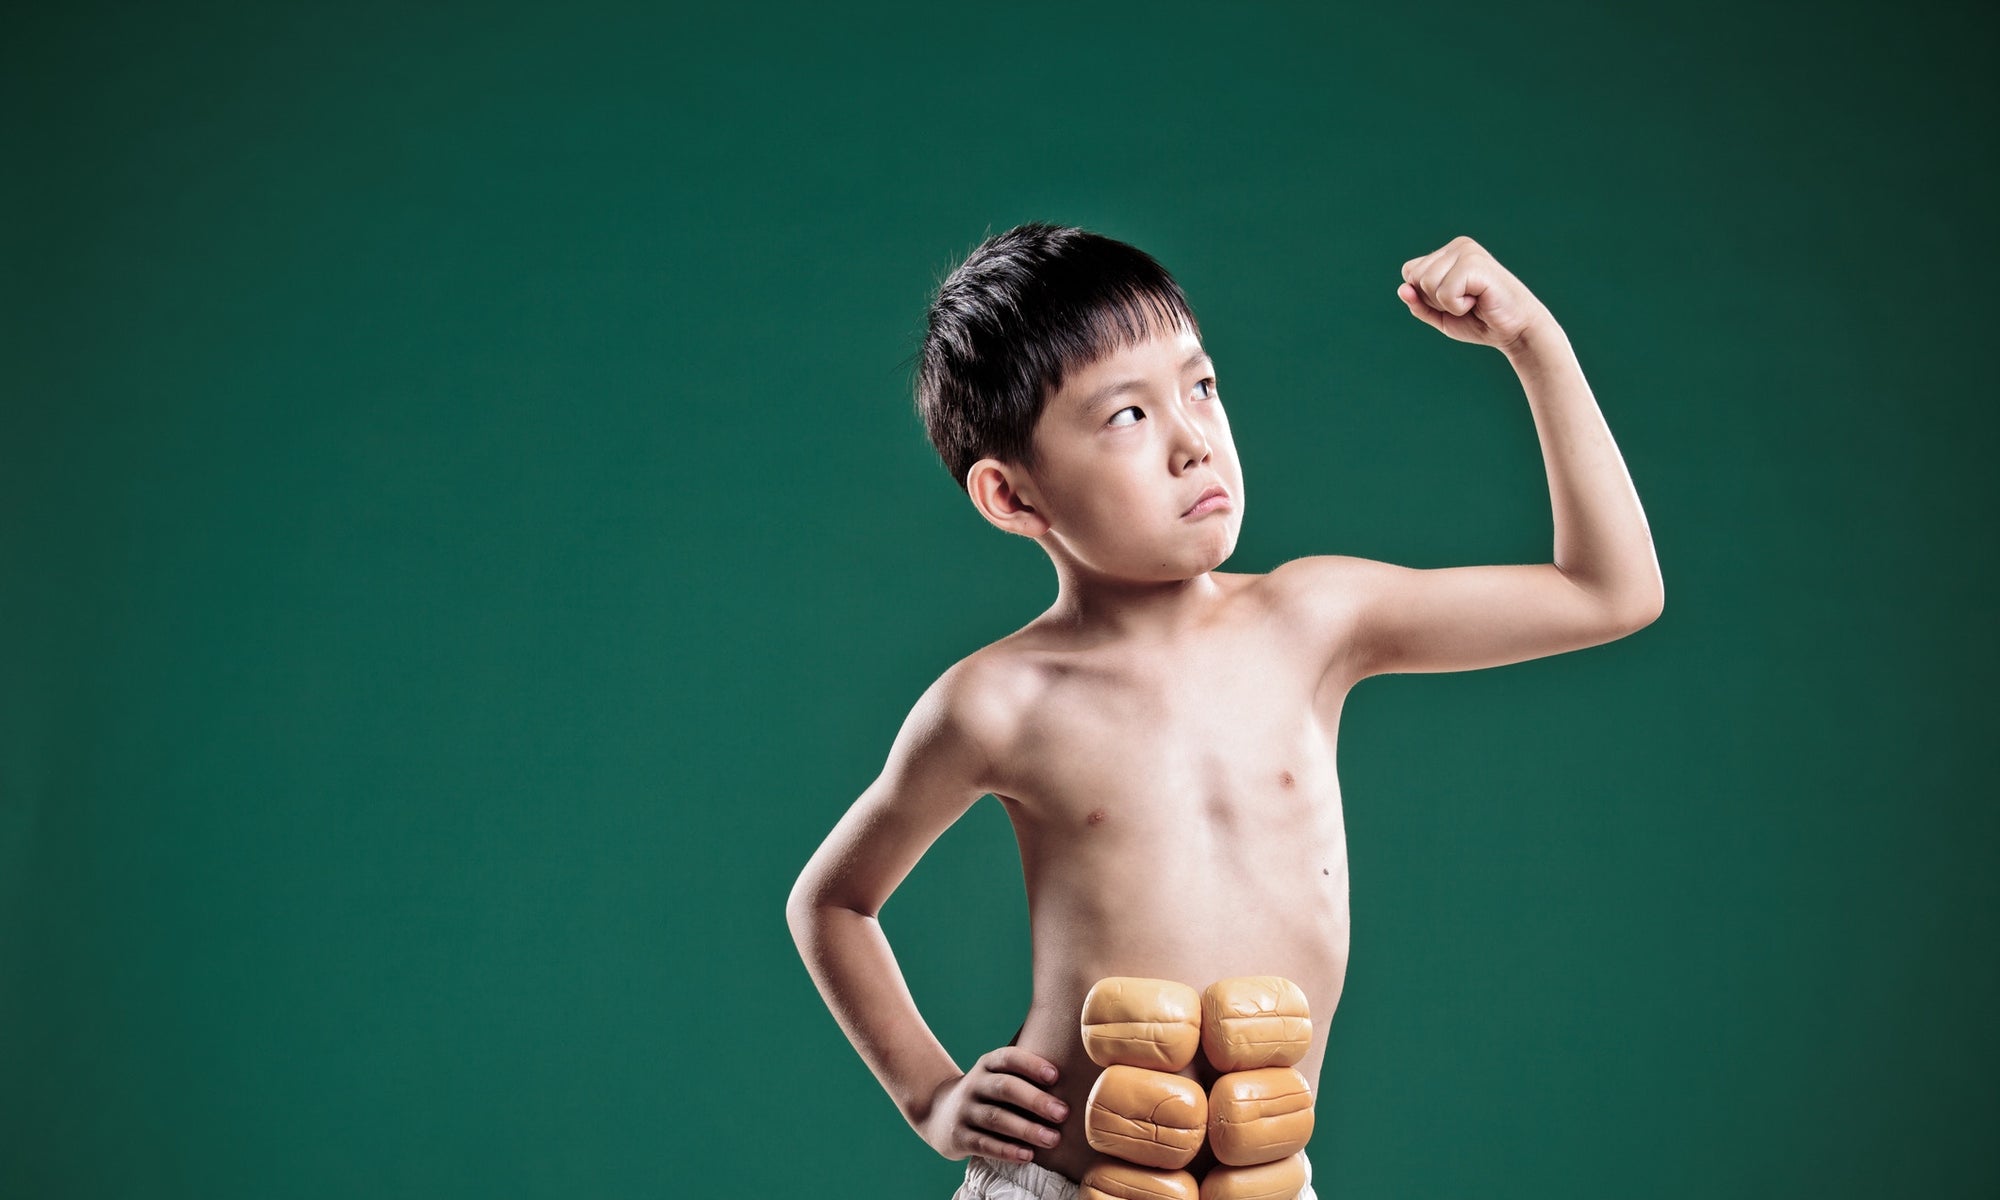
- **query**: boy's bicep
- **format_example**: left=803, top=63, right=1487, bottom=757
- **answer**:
left=1270, top=553, right=1642, bottom=683
left=789, top=665, right=999, bottom=919
left=1336, top=555, right=1643, bottom=677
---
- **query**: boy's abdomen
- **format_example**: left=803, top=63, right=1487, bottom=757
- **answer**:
left=999, top=799, right=1350, bottom=1186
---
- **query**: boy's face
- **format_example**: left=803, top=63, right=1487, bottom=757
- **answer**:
left=981, top=321, right=1245, bottom=582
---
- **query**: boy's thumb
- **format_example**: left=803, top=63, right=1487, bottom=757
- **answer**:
left=1398, top=284, right=1442, bottom=331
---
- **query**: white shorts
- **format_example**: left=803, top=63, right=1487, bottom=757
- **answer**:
left=952, top=1151, right=1317, bottom=1200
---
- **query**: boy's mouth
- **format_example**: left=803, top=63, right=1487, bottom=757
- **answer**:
left=1182, top=484, right=1230, bottom=517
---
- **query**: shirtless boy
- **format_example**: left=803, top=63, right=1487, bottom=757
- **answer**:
left=785, top=222, right=1663, bottom=1199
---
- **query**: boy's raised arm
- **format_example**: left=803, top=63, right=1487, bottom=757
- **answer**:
left=784, top=658, right=1068, bottom=1163
left=1271, top=236, right=1664, bottom=682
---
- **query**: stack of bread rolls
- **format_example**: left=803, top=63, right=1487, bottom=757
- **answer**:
left=1198, top=977, right=1315, bottom=1197
left=1078, top=975, right=1313, bottom=1200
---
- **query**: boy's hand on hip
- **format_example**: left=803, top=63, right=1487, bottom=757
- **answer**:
left=919, top=1047, right=1069, bottom=1164
left=1396, top=235, right=1553, bottom=354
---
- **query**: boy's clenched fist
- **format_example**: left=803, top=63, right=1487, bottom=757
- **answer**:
left=1397, top=235, right=1553, bottom=354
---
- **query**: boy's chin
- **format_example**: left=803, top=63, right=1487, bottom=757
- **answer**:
left=1058, top=523, right=1240, bottom=583
left=1131, top=535, right=1240, bottom=581
left=1186, top=524, right=1241, bottom=571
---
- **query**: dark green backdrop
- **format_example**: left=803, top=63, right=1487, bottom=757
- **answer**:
left=5, top=1, right=1993, bottom=1196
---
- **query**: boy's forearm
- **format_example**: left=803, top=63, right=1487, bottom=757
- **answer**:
left=786, top=901, right=962, bottom=1133
left=1504, top=319, right=1665, bottom=618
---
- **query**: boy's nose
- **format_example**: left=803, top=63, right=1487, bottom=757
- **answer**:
left=1165, top=407, right=1212, bottom=467
left=1175, top=429, right=1212, bottom=470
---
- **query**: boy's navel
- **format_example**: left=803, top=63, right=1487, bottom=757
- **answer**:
left=1279, top=770, right=1295, bottom=787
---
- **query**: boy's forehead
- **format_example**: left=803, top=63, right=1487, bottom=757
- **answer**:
left=1057, top=326, right=1210, bottom=408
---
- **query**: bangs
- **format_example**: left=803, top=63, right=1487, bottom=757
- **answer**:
left=1042, top=284, right=1200, bottom=402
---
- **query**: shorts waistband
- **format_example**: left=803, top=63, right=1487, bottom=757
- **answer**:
left=962, top=1154, right=1079, bottom=1200
left=962, top=1150, right=1313, bottom=1199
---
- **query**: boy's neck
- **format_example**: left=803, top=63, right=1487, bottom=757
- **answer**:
left=1041, top=565, right=1227, bottom=645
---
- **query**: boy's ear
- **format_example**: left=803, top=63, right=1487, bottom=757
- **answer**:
left=966, top=458, right=1051, bottom=538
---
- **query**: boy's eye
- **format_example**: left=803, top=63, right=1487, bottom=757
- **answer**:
left=1105, top=380, right=1216, bottom=428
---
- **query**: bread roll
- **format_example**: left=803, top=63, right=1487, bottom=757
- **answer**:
left=1199, top=977, right=1311, bottom=1071
left=1083, top=1064, right=1208, bottom=1170
left=1078, top=1159, right=1200, bottom=1200
left=1197, top=1151, right=1307, bottom=1200
left=1082, top=977, right=1204, bottom=1071
left=1205, top=1067, right=1313, bottom=1166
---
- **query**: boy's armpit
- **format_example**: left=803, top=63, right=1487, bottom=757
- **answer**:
left=1265, top=555, right=1373, bottom=689
left=788, top=655, right=1018, bottom=920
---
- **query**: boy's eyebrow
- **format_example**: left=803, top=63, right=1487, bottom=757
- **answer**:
left=1075, top=349, right=1215, bottom=414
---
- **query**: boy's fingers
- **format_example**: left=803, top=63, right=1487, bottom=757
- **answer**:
left=983, top=1046, right=1059, bottom=1084
left=1399, top=284, right=1444, bottom=330
left=1445, top=264, right=1489, bottom=314
left=1401, top=246, right=1441, bottom=283
left=1417, top=253, right=1458, bottom=311
left=970, top=1100, right=1062, bottom=1149
left=984, top=1072, right=1071, bottom=1125
left=970, top=1131, right=1034, bottom=1162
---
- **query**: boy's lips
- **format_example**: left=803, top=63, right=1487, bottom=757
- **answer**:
left=1182, top=485, right=1231, bottom=517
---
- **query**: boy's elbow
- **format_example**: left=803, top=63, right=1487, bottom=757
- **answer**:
left=784, top=875, right=852, bottom=936
left=785, top=896, right=823, bottom=954
left=1624, top=588, right=1656, bottom=632
left=1614, top=581, right=1664, bottom=631
left=785, top=874, right=820, bottom=934
left=1620, top=598, right=1662, bottom=632
left=785, top=873, right=817, bottom=915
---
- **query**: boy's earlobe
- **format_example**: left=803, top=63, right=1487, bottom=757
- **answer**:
left=966, top=459, right=1049, bottom=538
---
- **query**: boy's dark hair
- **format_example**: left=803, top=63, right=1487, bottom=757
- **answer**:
left=911, top=222, right=1202, bottom=494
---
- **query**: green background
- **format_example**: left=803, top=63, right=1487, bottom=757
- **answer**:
left=5, top=0, right=1993, bottom=1196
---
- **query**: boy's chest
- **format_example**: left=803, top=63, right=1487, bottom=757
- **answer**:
left=995, top=635, right=1347, bottom=828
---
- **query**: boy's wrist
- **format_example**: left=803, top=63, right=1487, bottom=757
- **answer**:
left=1501, top=308, right=1569, bottom=365
left=903, top=1068, right=964, bottom=1134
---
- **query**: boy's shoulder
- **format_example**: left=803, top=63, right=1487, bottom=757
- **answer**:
left=927, top=632, right=1052, bottom=750
left=876, top=640, right=1039, bottom=802
left=920, top=611, right=1120, bottom=769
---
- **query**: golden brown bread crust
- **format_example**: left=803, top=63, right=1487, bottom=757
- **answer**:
left=1075, top=975, right=1314, bottom=1188
left=1196, top=1151, right=1307, bottom=1200
left=1205, top=1067, right=1314, bottom=1166
left=1081, top=977, right=1204, bottom=1071
left=1083, top=1065, right=1209, bottom=1170
left=1198, top=977, right=1313, bottom=1072
left=1078, top=1159, right=1201, bottom=1200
